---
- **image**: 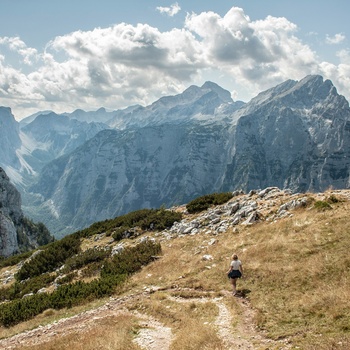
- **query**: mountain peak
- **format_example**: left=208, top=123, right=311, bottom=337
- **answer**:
left=243, top=75, right=346, bottom=113
left=201, top=81, right=233, bottom=103
left=201, top=81, right=221, bottom=90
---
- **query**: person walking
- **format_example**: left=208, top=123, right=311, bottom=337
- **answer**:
left=227, top=253, right=243, bottom=296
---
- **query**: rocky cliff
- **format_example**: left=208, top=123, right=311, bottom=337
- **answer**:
left=0, top=168, right=21, bottom=256
left=0, top=167, right=53, bottom=257
left=222, top=75, right=350, bottom=191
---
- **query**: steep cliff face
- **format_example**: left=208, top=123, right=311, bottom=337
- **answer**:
left=20, top=112, right=109, bottom=173
left=0, top=168, right=21, bottom=256
left=0, top=107, right=21, bottom=172
left=30, top=122, right=232, bottom=234
left=0, top=168, right=53, bottom=257
left=223, top=75, right=350, bottom=192
left=0, top=109, right=110, bottom=188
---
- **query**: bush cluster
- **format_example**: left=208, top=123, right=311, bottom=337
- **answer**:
left=15, top=235, right=81, bottom=281
left=186, top=192, right=233, bottom=213
left=76, top=208, right=182, bottom=240
left=62, top=247, right=111, bottom=273
left=0, top=241, right=161, bottom=327
left=0, top=273, right=56, bottom=302
left=0, top=250, right=33, bottom=268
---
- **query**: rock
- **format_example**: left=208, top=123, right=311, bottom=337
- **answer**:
left=242, top=211, right=261, bottom=225
left=208, top=238, right=217, bottom=246
left=258, top=187, right=280, bottom=198
left=202, top=254, right=213, bottom=261
left=37, top=288, right=47, bottom=294
left=229, top=202, right=240, bottom=215
left=111, top=244, right=125, bottom=256
left=278, top=197, right=308, bottom=213
left=22, top=293, right=34, bottom=298
left=183, top=226, right=194, bottom=234
left=248, top=190, right=257, bottom=197
left=210, top=217, right=221, bottom=225
left=232, top=190, right=244, bottom=197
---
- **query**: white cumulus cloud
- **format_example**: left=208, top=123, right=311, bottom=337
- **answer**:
left=156, top=2, right=181, bottom=17
left=325, top=33, right=346, bottom=45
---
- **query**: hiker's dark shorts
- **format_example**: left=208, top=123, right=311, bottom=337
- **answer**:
left=228, top=270, right=242, bottom=279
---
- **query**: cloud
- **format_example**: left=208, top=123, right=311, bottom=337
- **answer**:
left=0, top=36, right=38, bottom=65
left=185, top=8, right=319, bottom=90
left=325, top=33, right=346, bottom=45
left=0, top=6, right=350, bottom=119
left=156, top=2, right=181, bottom=17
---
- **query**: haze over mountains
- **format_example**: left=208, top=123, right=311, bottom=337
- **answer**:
left=1, top=75, right=350, bottom=237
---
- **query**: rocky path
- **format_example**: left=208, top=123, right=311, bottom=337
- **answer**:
left=0, top=289, right=291, bottom=350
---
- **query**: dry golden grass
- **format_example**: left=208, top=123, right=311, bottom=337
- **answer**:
left=0, top=296, right=111, bottom=340
left=239, top=202, right=350, bottom=348
left=170, top=318, right=224, bottom=350
left=18, top=315, right=140, bottom=350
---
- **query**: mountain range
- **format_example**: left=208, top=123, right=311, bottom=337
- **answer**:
left=1, top=75, right=350, bottom=237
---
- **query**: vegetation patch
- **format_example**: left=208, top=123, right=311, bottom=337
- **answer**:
left=15, top=235, right=81, bottom=281
left=313, top=200, right=332, bottom=211
left=0, top=241, right=161, bottom=327
left=186, top=192, right=233, bottom=213
left=76, top=208, right=182, bottom=239
left=0, top=250, right=33, bottom=268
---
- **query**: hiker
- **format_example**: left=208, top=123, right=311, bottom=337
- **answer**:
left=227, top=253, right=243, bottom=296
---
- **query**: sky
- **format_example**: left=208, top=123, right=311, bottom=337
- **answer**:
left=0, top=0, right=349, bottom=120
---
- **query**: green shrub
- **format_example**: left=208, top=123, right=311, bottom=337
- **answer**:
left=186, top=192, right=233, bottom=213
left=101, top=240, right=162, bottom=278
left=313, top=200, right=332, bottom=211
left=57, top=272, right=76, bottom=285
left=15, top=234, right=81, bottom=281
left=78, top=208, right=182, bottom=240
left=0, top=272, right=56, bottom=302
left=62, top=247, right=111, bottom=273
left=111, top=226, right=131, bottom=241
left=0, top=240, right=162, bottom=327
left=138, top=209, right=182, bottom=231
left=0, top=250, right=33, bottom=268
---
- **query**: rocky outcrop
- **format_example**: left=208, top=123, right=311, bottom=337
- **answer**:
left=0, top=168, right=21, bottom=256
left=156, top=187, right=344, bottom=242
left=0, top=107, right=21, bottom=173
left=0, top=167, right=53, bottom=257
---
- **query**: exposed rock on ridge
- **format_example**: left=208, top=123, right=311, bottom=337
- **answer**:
left=0, top=168, right=21, bottom=256
left=0, top=167, right=53, bottom=257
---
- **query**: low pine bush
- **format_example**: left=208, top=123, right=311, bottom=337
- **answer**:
left=78, top=208, right=182, bottom=240
left=313, top=200, right=332, bottom=211
left=15, top=234, right=81, bottom=281
left=0, top=240, right=161, bottom=327
left=186, top=192, right=233, bottom=213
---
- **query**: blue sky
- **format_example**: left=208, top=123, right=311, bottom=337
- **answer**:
left=0, top=0, right=349, bottom=119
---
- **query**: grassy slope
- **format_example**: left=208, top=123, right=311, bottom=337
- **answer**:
left=0, top=191, right=350, bottom=349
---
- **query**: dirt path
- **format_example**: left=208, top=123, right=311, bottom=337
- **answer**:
left=0, top=289, right=291, bottom=350
left=132, top=311, right=173, bottom=350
